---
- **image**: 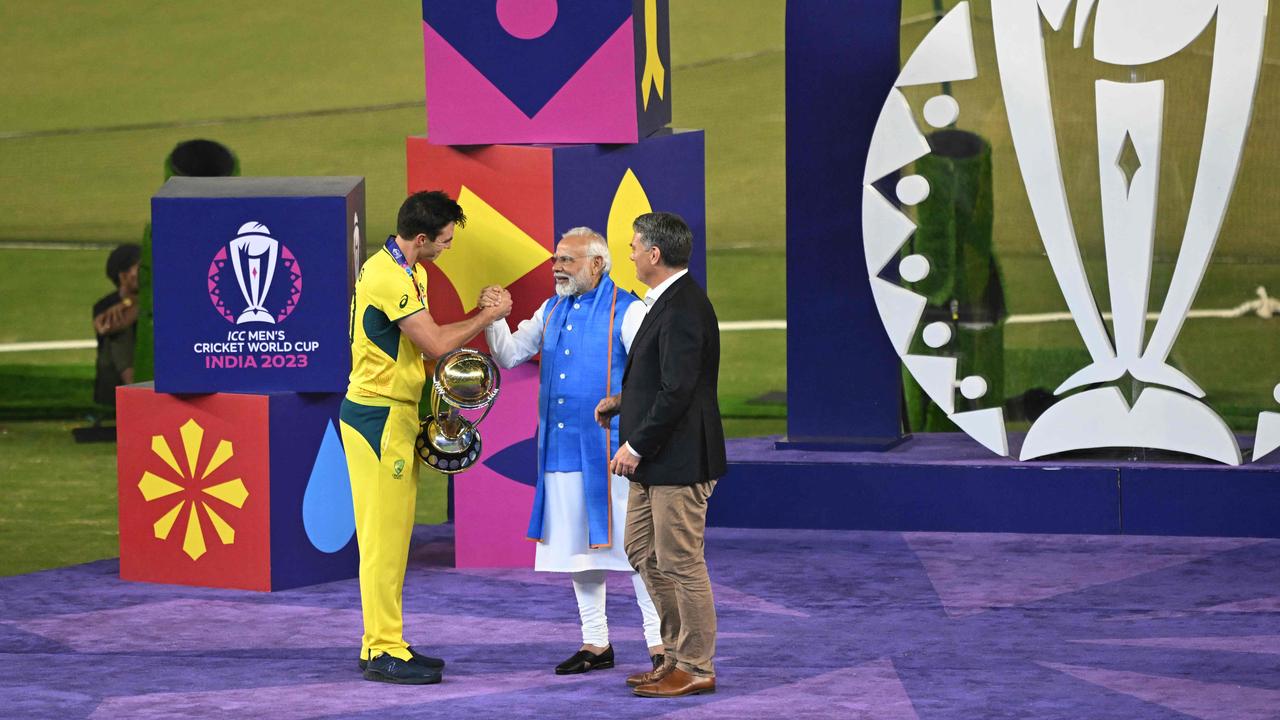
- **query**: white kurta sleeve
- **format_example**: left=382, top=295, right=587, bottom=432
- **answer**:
left=620, top=300, right=648, bottom=353
left=484, top=300, right=548, bottom=369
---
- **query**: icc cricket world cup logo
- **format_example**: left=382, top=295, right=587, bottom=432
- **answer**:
left=207, top=221, right=303, bottom=325
left=863, top=0, right=1274, bottom=465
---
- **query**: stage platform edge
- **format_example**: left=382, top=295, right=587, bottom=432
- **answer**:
left=712, top=434, right=1280, bottom=538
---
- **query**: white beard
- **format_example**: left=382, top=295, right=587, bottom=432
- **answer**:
left=554, top=272, right=589, bottom=297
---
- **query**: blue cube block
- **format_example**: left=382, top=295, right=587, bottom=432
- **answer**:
left=151, top=177, right=365, bottom=394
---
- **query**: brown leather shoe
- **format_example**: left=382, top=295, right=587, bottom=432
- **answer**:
left=633, top=667, right=716, bottom=697
left=626, top=655, right=674, bottom=688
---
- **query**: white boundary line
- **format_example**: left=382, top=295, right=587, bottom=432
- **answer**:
left=0, top=243, right=117, bottom=251
left=719, top=320, right=787, bottom=331
left=2, top=299, right=1272, bottom=354
left=0, top=340, right=96, bottom=353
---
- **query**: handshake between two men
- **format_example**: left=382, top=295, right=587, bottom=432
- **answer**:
left=475, top=283, right=636, bottom=478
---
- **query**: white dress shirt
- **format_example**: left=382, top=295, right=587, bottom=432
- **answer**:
left=642, top=268, right=689, bottom=307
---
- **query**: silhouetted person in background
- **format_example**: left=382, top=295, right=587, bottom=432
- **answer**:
left=92, top=243, right=141, bottom=406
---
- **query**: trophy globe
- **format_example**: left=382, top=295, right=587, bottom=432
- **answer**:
left=417, top=349, right=502, bottom=475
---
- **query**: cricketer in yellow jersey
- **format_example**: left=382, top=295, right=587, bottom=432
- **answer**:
left=340, top=190, right=512, bottom=685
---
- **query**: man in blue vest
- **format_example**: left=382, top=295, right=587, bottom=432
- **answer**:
left=484, top=227, right=662, bottom=675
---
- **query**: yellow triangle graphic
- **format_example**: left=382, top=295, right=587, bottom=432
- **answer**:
left=606, top=169, right=653, bottom=296
left=202, top=502, right=236, bottom=545
left=203, top=478, right=249, bottom=509
left=182, top=503, right=207, bottom=561
left=153, top=500, right=185, bottom=540
left=436, top=186, right=551, bottom=313
left=202, top=439, right=233, bottom=479
left=179, top=419, right=204, bottom=477
left=151, top=434, right=183, bottom=477
left=138, top=471, right=183, bottom=502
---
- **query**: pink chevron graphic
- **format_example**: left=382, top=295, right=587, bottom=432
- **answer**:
left=423, top=18, right=637, bottom=145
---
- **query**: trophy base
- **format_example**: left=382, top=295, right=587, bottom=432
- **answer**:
left=236, top=309, right=276, bottom=324
left=416, top=419, right=482, bottom=475
left=1020, top=386, right=1242, bottom=465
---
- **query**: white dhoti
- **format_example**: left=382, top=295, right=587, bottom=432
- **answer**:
left=535, top=471, right=660, bottom=647
left=535, top=471, right=632, bottom=572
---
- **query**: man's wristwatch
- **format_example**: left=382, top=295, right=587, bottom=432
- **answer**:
left=121, top=297, right=134, bottom=308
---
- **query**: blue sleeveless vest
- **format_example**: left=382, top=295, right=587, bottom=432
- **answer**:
left=526, top=275, right=638, bottom=548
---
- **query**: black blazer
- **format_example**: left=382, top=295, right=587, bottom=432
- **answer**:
left=620, top=272, right=727, bottom=486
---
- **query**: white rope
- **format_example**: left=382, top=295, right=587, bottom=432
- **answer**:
left=1005, top=286, right=1279, bottom=325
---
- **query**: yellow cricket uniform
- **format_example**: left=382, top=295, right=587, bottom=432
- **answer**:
left=340, top=247, right=429, bottom=663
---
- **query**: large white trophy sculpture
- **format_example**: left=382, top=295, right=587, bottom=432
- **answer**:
left=230, top=221, right=280, bottom=325
left=862, top=0, right=1275, bottom=465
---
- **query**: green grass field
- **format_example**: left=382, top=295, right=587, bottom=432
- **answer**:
left=0, top=0, right=793, bottom=576
left=1, top=1, right=1278, bottom=576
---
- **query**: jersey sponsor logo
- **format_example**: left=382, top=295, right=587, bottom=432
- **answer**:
left=399, top=294, right=409, bottom=309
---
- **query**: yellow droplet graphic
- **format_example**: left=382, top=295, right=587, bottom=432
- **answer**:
left=606, top=169, right=654, bottom=297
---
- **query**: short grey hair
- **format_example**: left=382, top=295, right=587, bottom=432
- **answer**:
left=559, top=226, right=611, bottom=274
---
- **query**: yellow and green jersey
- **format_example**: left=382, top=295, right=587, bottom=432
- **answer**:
left=347, top=248, right=429, bottom=406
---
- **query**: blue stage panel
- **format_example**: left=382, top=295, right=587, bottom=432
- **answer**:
left=783, top=0, right=904, bottom=448
left=151, top=177, right=364, bottom=394
left=716, top=435, right=1280, bottom=538
left=714, top=437, right=1120, bottom=535
left=1122, top=461, right=1280, bottom=538
left=551, top=129, right=706, bottom=287
left=268, top=391, right=359, bottom=591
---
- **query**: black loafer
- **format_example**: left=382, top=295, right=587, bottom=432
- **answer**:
left=555, top=645, right=615, bottom=675
left=359, top=646, right=446, bottom=671
left=363, top=653, right=443, bottom=685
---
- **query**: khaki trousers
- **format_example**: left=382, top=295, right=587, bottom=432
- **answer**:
left=625, top=480, right=718, bottom=677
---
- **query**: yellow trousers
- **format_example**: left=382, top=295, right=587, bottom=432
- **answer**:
left=339, top=397, right=420, bottom=662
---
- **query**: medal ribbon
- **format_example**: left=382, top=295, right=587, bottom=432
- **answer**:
left=384, top=235, right=423, bottom=304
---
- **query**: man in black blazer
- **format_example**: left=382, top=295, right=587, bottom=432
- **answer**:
left=595, top=211, right=726, bottom=698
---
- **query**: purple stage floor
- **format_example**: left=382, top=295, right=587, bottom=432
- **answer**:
left=4, top=525, right=1280, bottom=719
